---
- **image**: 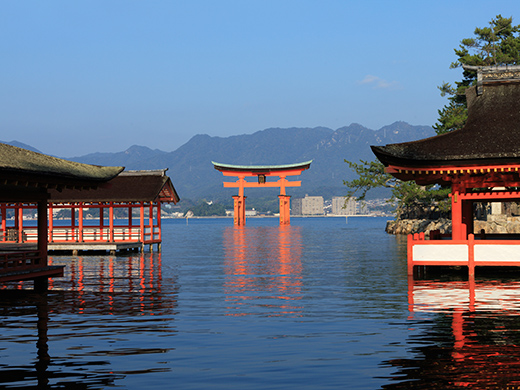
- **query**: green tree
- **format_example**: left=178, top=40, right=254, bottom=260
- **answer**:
left=189, top=201, right=226, bottom=217
left=344, top=160, right=450, bottom=219
left=434, top=15, right=520, bottom=134
left=345, top=15, right=520, bottom=218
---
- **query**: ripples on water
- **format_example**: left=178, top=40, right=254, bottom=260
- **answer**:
left=2, top=217, right=520, bottom=388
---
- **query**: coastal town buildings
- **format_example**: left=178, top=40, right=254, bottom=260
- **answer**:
left=332, top=196, right=355, bottom=215
left=292, top=195, right=324, bottom=215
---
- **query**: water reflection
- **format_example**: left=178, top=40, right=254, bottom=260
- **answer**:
left=0, top=252, right=177, bottom=389
left=382, top=277, right=520, bottom=389
left=223, top=225, right=303, bottom=317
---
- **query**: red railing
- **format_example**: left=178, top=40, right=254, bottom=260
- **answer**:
left=0, top=225, right=162, bottom=245
left=408, top=233, right=520, bottom=276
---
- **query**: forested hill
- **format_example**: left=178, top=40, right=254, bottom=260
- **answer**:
left=64, top=121, right=434, bottom=201
left=3, top=121, right=434, bottom=202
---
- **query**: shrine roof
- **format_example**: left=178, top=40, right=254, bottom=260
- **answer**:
left=0, top=142, right=123, bottom=181
left=49, top=169, right=180, bottom=203
left=212, top=160, right=312, bottom=173
left=372, top=66, right=520, bottom=168
left=0, top=143, right=124, bottom=201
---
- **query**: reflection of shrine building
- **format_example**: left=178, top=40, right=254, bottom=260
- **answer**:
left=0, top=252, right=177, bottom=388
left=223, top=226, right=303, bottom=316
left=3, top=253, right=177, bottom=316
left=382, top=278, right=520, bottom=388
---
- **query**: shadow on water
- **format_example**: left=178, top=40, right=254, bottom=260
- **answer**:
left=0, top=253, right=177, bottom=389
left=381, top=271, right=520, bottom=389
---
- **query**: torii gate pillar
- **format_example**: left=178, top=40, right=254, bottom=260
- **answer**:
left=279, top=195, right=291, bottom=225
left=232, top=195, right=246, bottom=226
left=213, top=161, right=312, bottom=227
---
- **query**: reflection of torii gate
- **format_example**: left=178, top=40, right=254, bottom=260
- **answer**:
left=212, top=161, right=312, bottom=226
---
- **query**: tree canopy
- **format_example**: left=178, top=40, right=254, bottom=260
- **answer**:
left=345, top=15, right=520, bottom=218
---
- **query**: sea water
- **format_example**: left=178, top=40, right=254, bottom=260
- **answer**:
left=1, top=217, right=520, bottom=389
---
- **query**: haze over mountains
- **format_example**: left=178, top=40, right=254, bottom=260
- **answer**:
left=5, top=121, right=434, bottom=202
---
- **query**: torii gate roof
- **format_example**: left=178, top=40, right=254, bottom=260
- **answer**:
left=212, top=160, right=312, bottom=174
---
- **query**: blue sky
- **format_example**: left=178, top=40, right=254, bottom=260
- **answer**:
left=1, top=1, right=519, bottom=156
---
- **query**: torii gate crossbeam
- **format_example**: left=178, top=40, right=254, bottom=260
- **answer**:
left=213, top=161, right=312, bottom=226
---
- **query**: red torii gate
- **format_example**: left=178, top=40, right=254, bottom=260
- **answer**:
left=213, top=161, right=312, bottom=226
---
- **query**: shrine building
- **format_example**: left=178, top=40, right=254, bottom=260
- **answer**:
left=0, top=143, right=123, bottom=290
left=2, top=169, right=179, bottom=256
left=213, top=161, right=312, bottom=226
left=371, top=65, right=520, bottom=277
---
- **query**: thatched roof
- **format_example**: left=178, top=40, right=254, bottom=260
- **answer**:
left=0, top=143, right=124, bottom=202
left=0, top=142, right=123, bottom=188
left=372, top=66, right=520, bottom=168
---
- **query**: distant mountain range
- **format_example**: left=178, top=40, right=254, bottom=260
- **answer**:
left=3, top=121, right=435, bottom=202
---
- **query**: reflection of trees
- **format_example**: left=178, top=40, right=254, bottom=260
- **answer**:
left=223, top=226, right=303, bottom=316
left=382, top=279, right=520, bottom=389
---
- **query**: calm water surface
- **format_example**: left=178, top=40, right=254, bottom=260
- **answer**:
left=2, top=217, right=520, bottom=389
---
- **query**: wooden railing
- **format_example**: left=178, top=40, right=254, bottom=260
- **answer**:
left=0, top=226, right=162, bottom=245
left=0, top=250, right=43, bottom=274
left=408, top=233, right=520, bottom=276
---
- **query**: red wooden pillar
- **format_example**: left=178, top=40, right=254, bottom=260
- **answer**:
left=99, top=204, right=104, bottom=241
left=17, top=203, right=23, bottom=243
left=451, top=189, right=465, bottom=240
left=109, top=202, right=114, bottom=242
left=48, top=203, right=54, bottom=242
left=140, top=202, right=145, bottom=243
left=407, top=234, right=414, bottom=276
left=468, top=233, right=475, bottom=278
left=71, top=206, right=76, bottom=241
left=279, top=195, right=291, bottom=225
left=128, top=205, right=133, bottom=238
left=1, top=204, right=6, bottom=241
left=78, top=202, right=84, bottom=242
left=157, top=202, right=162, bottom=249
left=149, top=203, right=154, bottom=241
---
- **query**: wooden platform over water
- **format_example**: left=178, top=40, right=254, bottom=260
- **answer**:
left=0, top=241, right=155, bottom=256
left=48, top=241, right=147, bottom=255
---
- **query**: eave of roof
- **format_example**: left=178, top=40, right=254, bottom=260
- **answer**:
left=212, top=160, right=312, bottom=173
left=48, top=169, right=180, bottom=203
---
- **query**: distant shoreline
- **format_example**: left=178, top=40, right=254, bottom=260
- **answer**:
left=177, top=214, right=384, bottom=219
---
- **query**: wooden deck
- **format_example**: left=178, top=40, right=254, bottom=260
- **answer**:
left=0, top=249, right=64, bottom=289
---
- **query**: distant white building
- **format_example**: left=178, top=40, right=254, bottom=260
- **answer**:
left=332, top=197, right=357, bottom=215
left=357, top=202, right=368, bottom=215
left=292, top=195, right=324, bottom=215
